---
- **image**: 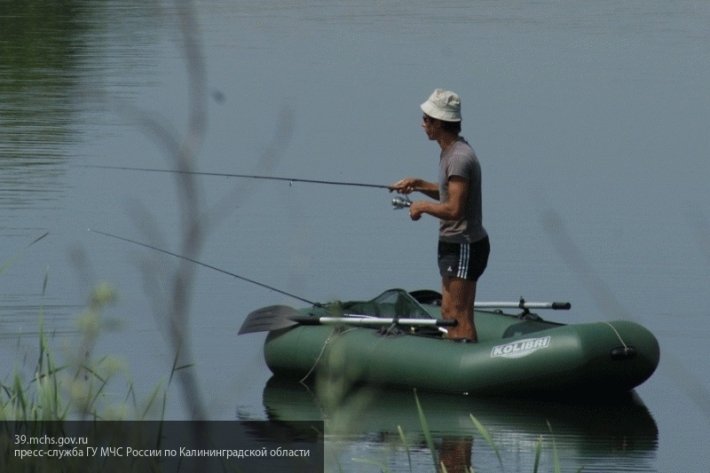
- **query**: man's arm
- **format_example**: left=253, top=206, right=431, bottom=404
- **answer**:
left=389, top=177, right=439, bottom=200
left=409, top=176, right=468, bottom=221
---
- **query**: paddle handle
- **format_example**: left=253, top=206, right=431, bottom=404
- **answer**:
left=475, top=301, right=571, bottom=310
left=291, top=316, right=457, bottom=327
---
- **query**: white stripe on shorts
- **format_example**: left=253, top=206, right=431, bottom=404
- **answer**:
left=457, top=243, right=469, bottom=279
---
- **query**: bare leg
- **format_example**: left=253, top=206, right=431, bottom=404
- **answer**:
left=441, top=276, right=477, bottom=341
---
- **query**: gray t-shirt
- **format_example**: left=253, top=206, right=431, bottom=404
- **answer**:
left=438, top=137, right=487, bottom=244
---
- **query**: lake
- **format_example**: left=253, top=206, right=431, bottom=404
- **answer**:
left=1, top=1, right=709, bottom=471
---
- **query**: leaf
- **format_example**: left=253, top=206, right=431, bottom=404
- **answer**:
left=414, top=389, right=439, bottom=470
left=469, top=413, right=503, bottom=469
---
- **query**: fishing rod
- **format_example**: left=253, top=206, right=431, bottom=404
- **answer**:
left=88, top=229, right=318, bottom=306
left=81, top=164, right=420, bottom=210
left=90, top=229, right=571, bottom=318
left=80, top=164, right=394, bottom=190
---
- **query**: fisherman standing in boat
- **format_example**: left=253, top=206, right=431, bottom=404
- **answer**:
left=390, top=89, right=490, bottom=343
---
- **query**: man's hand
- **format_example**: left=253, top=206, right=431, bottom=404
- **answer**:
left=409, top=201, right=425, bottom=221
left=389, top=177, right=420, bottom=195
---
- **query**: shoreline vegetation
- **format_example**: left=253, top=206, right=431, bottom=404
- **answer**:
left=1, top=284, right=167, bottom=423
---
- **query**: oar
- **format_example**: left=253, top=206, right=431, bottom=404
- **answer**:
left=238, top=305, right=456, bottom=335
left=408, top=290, right=571, bottom=311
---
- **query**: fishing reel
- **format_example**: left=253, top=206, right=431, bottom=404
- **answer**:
left=391, top=195, right=412, bottom=209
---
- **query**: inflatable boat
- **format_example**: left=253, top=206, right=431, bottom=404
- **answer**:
left=240, top=289, right=659, bottom=396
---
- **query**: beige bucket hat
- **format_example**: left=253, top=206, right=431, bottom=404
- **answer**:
left=420, top=89, right=461, bottom=122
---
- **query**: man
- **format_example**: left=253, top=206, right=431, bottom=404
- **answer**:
left=390, top=89, right=490, bottom=342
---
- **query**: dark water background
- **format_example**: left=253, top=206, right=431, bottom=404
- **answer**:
left=1, top=1, right=709, bottom=471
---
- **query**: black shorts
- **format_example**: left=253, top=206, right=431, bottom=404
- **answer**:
left=438, top=237, right=490, bottom=282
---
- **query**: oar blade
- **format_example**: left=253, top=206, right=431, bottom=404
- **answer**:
left=238, top=305, right=302, bottom=335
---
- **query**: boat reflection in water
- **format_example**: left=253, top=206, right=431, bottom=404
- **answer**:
left=262, top=377, right=658, bottom=472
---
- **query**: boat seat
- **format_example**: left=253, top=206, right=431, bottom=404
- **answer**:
left=502, top=320, right=561, bottom=338
left=343, top=289, right=434, bottom=319
left=341, top=302, right=401, bottom=317
left=375, top=303, right=398, bottom=317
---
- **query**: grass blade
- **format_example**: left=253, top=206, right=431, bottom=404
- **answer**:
left=397, top=425, right=413, bottom=472
left=547, top=420, right=562, bottom=473
left=469, top=413, right=503, bottom=469
left=413, top=390, right=439, bottom=471
left=0, top=232, right=49, bottom=276
left=532, top=436, right=543, bottom=473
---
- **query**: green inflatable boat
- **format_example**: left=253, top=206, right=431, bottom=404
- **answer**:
left=240, top=289, right=659, bottom=396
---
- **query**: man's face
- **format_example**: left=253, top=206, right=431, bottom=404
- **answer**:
left=421, top=114, right=438, bottom=140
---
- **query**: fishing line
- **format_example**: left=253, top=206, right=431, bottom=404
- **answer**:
left=88, top=229, right=318, bottom=306
left=80, top=164, right=393, bottom=190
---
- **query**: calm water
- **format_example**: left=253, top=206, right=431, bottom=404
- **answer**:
left=1, top=1, right=709, bottom=471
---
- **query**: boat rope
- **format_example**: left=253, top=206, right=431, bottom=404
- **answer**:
left=299, top=327, right=356, bottom=384
left=603, top=322, right=629, bottom=349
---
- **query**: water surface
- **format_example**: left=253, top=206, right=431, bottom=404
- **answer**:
left=1, top=1, right=708, bottom=471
